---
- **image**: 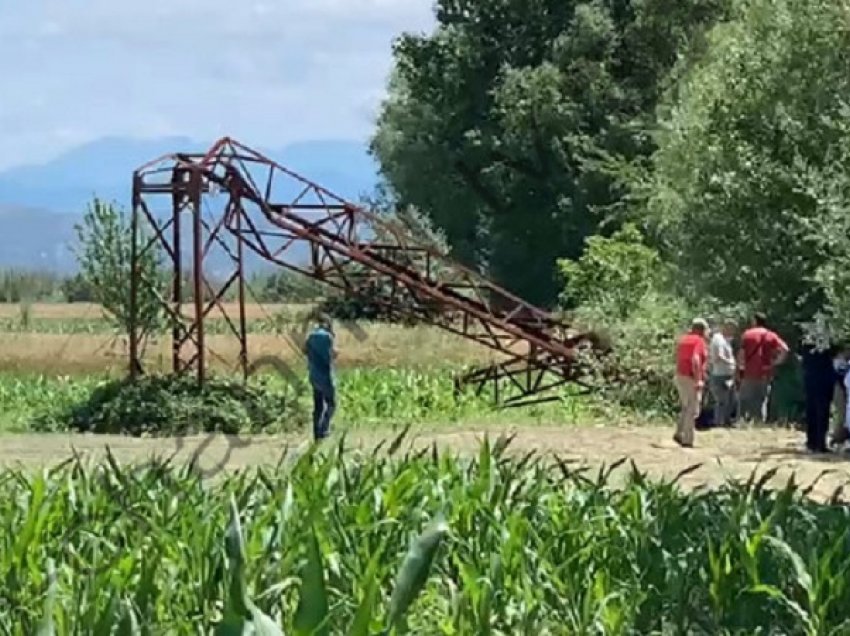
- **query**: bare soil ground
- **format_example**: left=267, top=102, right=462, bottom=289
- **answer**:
left=2, top=425, right=848, bottom=502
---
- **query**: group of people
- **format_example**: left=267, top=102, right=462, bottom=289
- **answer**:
left=308, top=309, right=850, bottom=450
left=673, top=312, right=850, bottom=452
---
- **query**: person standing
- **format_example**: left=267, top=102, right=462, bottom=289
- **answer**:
left=800, top=338, right=837, bottom=453
left=736, top=313, right=789, bottom=423
left=831, top=346, right=850, bottom=447
left=708, top=319, right=737, bottom=427
left=304, top=314, right=337, bottom=441
left=674, top=318, right=709, bottom=448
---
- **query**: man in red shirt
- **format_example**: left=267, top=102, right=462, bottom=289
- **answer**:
left=736, top=312, right=789, bottom=423
left=674, top=317, right=709, bottom=447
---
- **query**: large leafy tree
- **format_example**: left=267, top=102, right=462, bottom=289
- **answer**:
left=371, top=0, right=729, bottom=306
left=646, top=0, right=850, bottom=334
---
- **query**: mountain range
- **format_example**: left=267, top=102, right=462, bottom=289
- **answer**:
left=0, top=136, right=380, bottom=273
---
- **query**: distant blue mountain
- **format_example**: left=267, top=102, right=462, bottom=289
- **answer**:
left=0, top=136, right=380, bottom=272
left=0, top=136, right=378, bottom=213
left=0, top=205, right=78, bottom=272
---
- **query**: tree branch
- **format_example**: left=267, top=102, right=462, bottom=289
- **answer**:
left=489, top=149, right=545, bottom=180
left=454, top=160, right=509, bottom=216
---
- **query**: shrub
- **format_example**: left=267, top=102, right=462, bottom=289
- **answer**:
left=558, top=223, right=664, bottom=319
left=32, top=373, right=303, bottom=436
left=60, top=273, right=95, bottom=303
left=316, top=284, right=396, bottom=322
left=573, top=292, right=692, bottom=415
left=318, top=204, right=451, bottom=324
left=558, top=225, right=687, bottom=414
left=254, top=270, right=324, bottom=303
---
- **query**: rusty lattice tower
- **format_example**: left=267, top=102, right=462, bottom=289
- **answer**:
left=128, top=137, right=601, bottom=406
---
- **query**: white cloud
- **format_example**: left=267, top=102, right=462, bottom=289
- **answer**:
left=0, top=0, right=435, bottom=169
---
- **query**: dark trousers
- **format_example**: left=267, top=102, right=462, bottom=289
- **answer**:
left=312, top=384, right=336, bottom=440
left=805, top=379, right=833, bottom=451
left=709, top=375, right=736, bottom=427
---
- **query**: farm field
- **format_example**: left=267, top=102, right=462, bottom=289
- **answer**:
left=6, top=428, right=850, bottom=632
left=2, top=303, right=848, bottom=633
left=0, top=302, right=500, bottom=375
left=7, top=0, right=850, bottom=630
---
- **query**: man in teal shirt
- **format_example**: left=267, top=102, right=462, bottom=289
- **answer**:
left=304, top=314, right=337, bottom=440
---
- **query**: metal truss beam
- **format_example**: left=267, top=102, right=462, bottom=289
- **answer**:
left=129, top=137, right=604, bottom=406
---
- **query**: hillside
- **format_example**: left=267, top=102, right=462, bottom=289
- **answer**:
left=0, top=206, right=78, bottom=272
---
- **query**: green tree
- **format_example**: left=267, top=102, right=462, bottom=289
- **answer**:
left=372, top=0, right=729, bottom=306
left=60, top=273, right=95, bottom=303
left=73, top=198, right=167, bottom=346
left=0, top=269, right=65, bottom=303
left=799, top=152, right=850, bottom=342
left=646, top=0, right=850, bottom=334
left=256, top=270, right=323, bottom=303
left=558, top=223, right=663, bottom=319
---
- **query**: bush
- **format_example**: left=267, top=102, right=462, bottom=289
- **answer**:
left=558, top=226, right=683, bottom=414
left=555, top=225, right=809, bottom=421
left=558, top=224, right=664, bottom=319
left=316, top=283, right=444, bottom=325
left=32, top=373, right=303, bottom=436
left=316, top=286, right=393, bottom=322
left=573, top=291, right=807, bottom=422
left=573, top=292, right=692, bottom=415
left=60, top=273, right=96, bottom=303
left=254, top=270, right=324, bottom=303
left=316, top=286, right=422, bottom=324
left=317, top=204, right=451, bottom=324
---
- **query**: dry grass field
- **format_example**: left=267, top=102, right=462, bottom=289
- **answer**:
left=5, top=301, right=846, bottom=502
left=0, top=326, right=498, bottom=374
left=0, top=302, right=502, bottom=374
left=0, top=301, right=307, bottom=321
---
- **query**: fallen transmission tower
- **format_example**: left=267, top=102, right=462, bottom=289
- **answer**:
left=128, top=137, right=603, bottom=406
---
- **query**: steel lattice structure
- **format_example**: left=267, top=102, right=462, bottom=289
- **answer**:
left=128, top=137, right=603, bottom=406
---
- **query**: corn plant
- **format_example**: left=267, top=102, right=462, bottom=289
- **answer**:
left=4, top=433, right=850, bottom=633
left=1, top=369, right=593, bottom=434
left=212, top=492, right=447, bottom=635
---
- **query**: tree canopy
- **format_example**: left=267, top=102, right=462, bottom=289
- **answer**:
left=371, top=0, right=730, bottom=306
left=646, top=0, right=850, bottom=333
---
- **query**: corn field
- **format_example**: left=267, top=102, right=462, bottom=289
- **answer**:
left=3, top=432, right=850, bottom=634
left=0, top=371, right=589, bottom=433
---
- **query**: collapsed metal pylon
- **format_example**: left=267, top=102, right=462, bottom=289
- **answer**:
left=128, top=137, right=603, bottom=406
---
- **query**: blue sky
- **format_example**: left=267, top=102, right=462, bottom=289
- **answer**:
left=0, top=0, right=435, bottom=170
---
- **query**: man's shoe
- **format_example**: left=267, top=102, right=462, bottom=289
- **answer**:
left=806, top=445, right=831, bottom=455
left=673, top=434, right=693, bottom=448
left=832, top=429, right=850, bottom=447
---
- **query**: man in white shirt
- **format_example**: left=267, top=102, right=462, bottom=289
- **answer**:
left=708, top=319, right=737, bottom=427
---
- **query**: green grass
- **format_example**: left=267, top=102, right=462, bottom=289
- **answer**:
left=4, top=434, right=850, bottom=633
left=0, top=375, right=92, bottom=431
left=0, top=369, right=596, bottom=434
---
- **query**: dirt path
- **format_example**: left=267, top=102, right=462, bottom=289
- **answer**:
left=2, top=425, right=849, bottom=501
